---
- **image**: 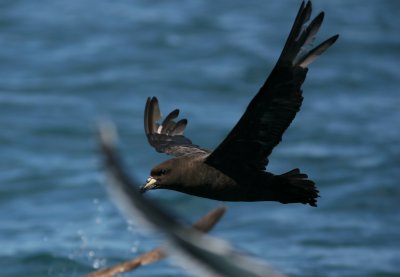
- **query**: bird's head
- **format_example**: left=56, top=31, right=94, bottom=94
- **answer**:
left=140, top=159, right=177, bottom=193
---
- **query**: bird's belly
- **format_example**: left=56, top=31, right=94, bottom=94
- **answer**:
left=180, top=181, right=269, bottom=202
left=177, top=162, right=272, bottom=201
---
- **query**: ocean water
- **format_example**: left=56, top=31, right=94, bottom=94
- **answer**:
left=1, top=0, right=399, bottom=276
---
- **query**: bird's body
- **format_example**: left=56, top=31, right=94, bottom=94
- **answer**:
left=140, top=1, right=339, bottom=207
left=149, top=153, right=316, bottom=205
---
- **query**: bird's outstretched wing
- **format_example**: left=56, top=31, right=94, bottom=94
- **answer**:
left=206, top=1, right=338, bottom=172
left=144, top=97, right=209, bottom=157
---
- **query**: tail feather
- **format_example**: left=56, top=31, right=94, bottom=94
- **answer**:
left=276, top=168, right=319, bottom=207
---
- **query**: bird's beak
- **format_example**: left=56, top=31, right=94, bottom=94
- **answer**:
left=140, top=177, right=158, bottom=194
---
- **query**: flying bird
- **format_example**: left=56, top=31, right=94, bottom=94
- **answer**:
left=141, top=1, right=339, bottom=207
left=97, top=123, right=287, bottom=277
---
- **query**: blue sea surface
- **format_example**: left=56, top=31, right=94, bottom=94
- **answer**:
left=1, top=1, right=399, bottom=276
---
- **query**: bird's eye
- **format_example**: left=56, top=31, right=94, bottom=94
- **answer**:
left=158, top=169, right=167, bottom=176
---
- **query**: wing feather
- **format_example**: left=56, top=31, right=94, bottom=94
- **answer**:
left=144, top=97, right=209, bottom=157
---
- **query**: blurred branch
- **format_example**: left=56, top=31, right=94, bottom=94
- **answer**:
left=85, top=206, right=226, bottom=277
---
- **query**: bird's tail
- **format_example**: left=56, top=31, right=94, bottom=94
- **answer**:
left=274, top=168, right=319, bottom=207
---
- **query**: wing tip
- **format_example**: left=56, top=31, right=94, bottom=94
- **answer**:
left=297, top=33, right=339, bottom=68
left=144, top=96, right=162, bottom=136
left=279, top=1, right=338, bottom=67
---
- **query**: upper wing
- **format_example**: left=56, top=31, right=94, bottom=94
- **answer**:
left=144, top=97, right=209, bottom=157
left=206, top=1, right=338, bottom=171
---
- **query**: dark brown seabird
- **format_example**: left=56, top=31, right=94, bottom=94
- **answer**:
left=140, top=1, right=338, bottom=207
